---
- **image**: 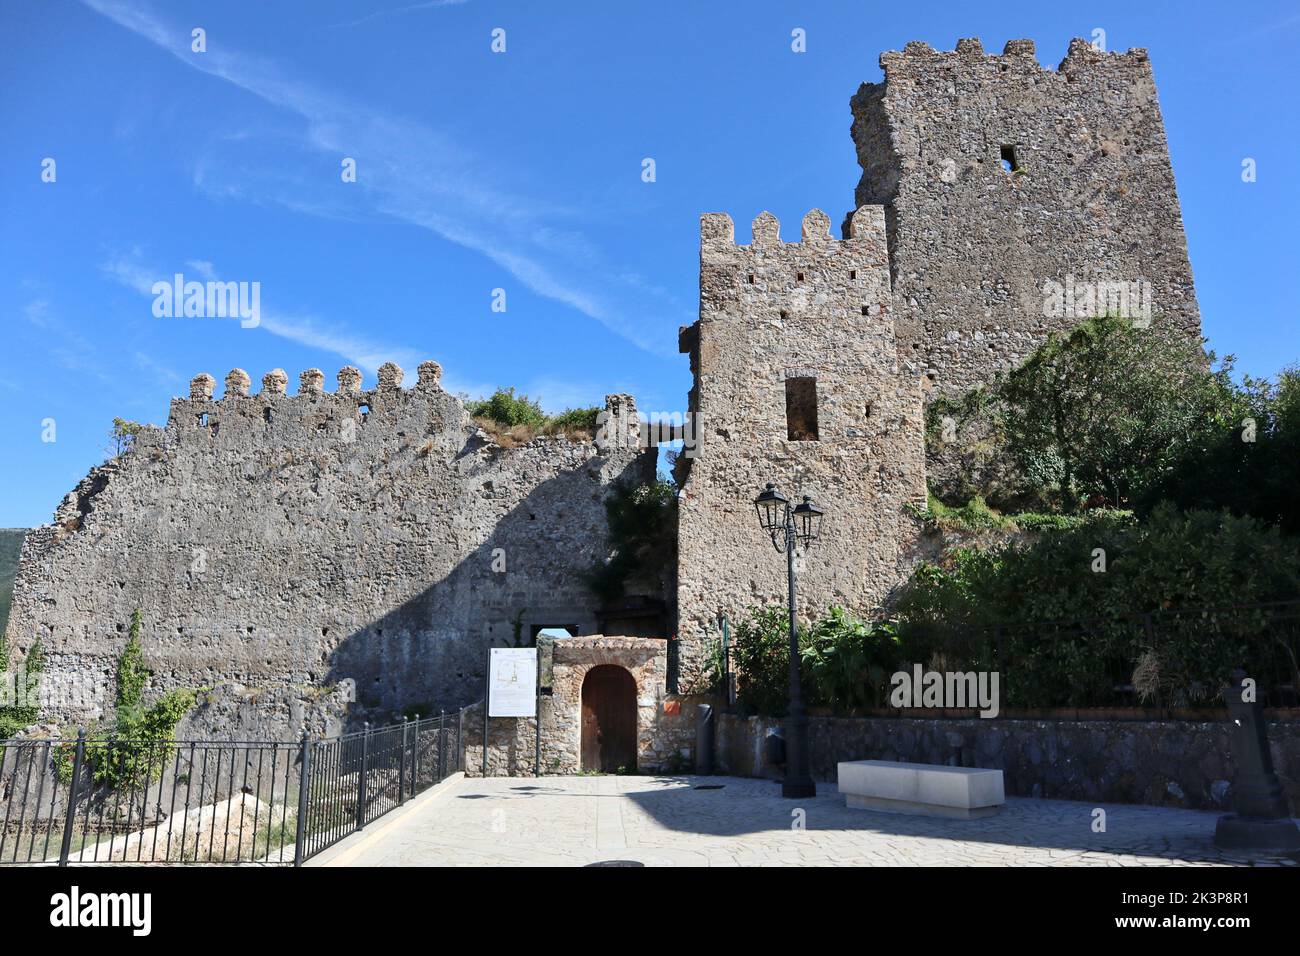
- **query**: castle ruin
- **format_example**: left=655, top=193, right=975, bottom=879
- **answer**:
left=4, top=38, right=1201, bottom=765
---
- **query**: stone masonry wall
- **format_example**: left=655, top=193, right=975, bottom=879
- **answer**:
left=675, top=207, right=928, bottom=687
left=464, top=636, right=703, bottom=776
left=4, top=362, right=654, bottom=729
left=716, top=713, right=1300, bottom=811
left=851, top=37, right=1201, bottom=404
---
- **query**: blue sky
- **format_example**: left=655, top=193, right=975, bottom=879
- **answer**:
left=1, top=0, right=1297, bottom=528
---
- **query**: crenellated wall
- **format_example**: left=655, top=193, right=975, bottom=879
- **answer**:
left=675, top=207, right=927, bottom=688
left=4, top=362, right=655, bottom=729
left=852, top=37, right=1201, bottom=402
left=4, top=35, right=1208, bottom=750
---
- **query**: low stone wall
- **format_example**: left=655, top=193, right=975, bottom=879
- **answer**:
left=716, top=713, right=1300, bottom=811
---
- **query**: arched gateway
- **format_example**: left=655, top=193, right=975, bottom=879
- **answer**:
left=580, top=665, right=637, bottom=772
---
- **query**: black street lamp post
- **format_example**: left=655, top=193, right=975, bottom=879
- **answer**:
left=754, top=483, right=824, bottom=799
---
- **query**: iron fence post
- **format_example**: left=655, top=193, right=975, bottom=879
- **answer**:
left=438, top=710, right=446, bottom=782
left=355, top=722, right=369, bottom=832
left=398, top=717, right=408, bottom=805
left=293, top=730, right=311, bottom=867
left=412, top=715, right=420, bottom=793
left=58, top=729, right=86, bottom=867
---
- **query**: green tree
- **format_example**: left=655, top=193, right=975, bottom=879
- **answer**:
left=1144, top=365, right=1300, bottom=534
left=108, top=417, right=143, bottom=458
left=997, top=316, right=1228, bottom=510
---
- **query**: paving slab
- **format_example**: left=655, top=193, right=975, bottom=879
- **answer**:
left=324, top=774, right=1300, bottom=867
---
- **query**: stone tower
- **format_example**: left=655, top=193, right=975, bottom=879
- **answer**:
left=851, top=37, right=1201, bottom=399
left=674, top=207, right=927, bottom=685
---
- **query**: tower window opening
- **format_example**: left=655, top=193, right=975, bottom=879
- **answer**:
left=861, top=306, right=870, bottom=316
left=796, top=272, right=805, bottom=282
left=748, top=274, right=755, bottom=284
left=779, top=310, right=788, bottom=320
left=849, top=270, right=857, bottom=280
left=1000, top=145, right=1019, bottom=173
left=785, top=377, right=819, bottom=442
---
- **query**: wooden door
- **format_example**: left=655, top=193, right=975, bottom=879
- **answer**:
left=580, top=665, right=637, bottom=773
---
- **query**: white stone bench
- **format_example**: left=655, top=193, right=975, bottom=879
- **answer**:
left=837, top=760, right=1005, bottom=819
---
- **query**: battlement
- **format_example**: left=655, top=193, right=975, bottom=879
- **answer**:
left=852, top=34, right=1199, bottom=405
left=180, top=360, right=445, bottom=406
left=701, top=206, right=887, bottom=252
left=163, top=358, right=637, bottom=461
left=879, top=36, right=1151, bottom=76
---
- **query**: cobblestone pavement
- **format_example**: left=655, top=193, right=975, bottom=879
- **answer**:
left=337, top=775, right=1300, bottom=867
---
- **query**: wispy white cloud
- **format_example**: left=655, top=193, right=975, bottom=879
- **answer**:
left=22, top=299, right=115, bottom=386
left=185, top=259, right=216, bottom=281
left=133, top=350, right=182, bottom=385
left=100, top=249, right=420, bottom=376
left=323, top=0, right=469, bottom=31
left=81, top=0, right=681, bottom=357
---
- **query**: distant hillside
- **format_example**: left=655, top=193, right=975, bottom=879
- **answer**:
left=0, top=529, right=26, bottom=636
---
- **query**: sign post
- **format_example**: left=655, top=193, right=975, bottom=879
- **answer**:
left=483, top=647, right=539, bottom=777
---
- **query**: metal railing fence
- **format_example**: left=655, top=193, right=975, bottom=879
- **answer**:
left=0, top=710, right=465, bottom=866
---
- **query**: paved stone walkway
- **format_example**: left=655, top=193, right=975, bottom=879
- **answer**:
left=333, top=775, right=1300, bottom=867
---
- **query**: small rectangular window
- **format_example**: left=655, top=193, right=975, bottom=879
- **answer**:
left=785, top=377, right=819, bottom=441
left=1000, top=144, right=1019, bottom=172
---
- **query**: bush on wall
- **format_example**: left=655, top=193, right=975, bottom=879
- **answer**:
left=728, top=605, right=902, bottom=717
left=723, top=504, right=1300, bottom=714
left=893, top=505, right=1300, bottom=707
left=929, top=316, right=1300, bottom=535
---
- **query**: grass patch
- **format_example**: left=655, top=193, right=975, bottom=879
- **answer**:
left=909, top=493, right=1132, bottom=535
left=468, top=388, right=601, bottom=447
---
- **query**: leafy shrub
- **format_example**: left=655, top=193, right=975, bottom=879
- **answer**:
left=802, top=609, right=902, bottom=713
left=584, top=479, right=676, bottom=604
left=468, top=388, right=547, bottom=429
left=469, top=388, right=602, bottom=444
left=893, top=505, right=1300, bottom=707
left=0, top=635, right=42, bottom=739
left=729, top=605, right=804, bottom=717
left=65, top=609, right=197, bottom=790
left=727, top=605, right=902, bottom=716
left=116, top=610, right=149, bottom=710
left=546, top=406, right=601, bottom=436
